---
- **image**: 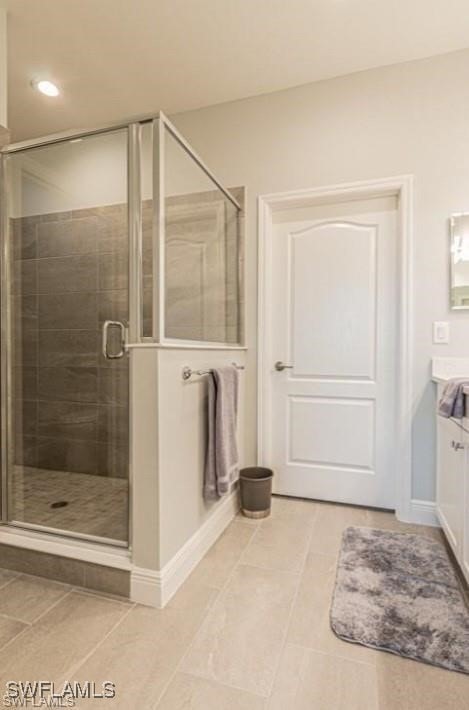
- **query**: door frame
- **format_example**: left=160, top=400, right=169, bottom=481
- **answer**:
left=257, top=175, right=414, bottom=522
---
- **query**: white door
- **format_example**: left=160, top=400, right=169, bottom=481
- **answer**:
left=266, top=197, right=397, bottom=508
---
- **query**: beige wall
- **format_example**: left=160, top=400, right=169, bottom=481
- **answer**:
left=156, top=348, right=246, bottom=565
left=7, top=130, right=128, bottom=217
left=7, top=120, right=224, bottom=218
left=130, top=348, right=159, bottom=569
left=131, top=345, right=246, bottom=570
left=171, top=48, right=469, bottom=502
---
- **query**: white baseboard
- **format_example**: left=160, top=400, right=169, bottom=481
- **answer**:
left=130, top=566, right=161, bottom=607
left=130, top=488, right=239, bottom=608
left=407, top=499, right=439, bottom=527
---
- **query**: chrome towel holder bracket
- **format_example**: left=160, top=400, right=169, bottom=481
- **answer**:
left=182, top=362, right=245, bottom=381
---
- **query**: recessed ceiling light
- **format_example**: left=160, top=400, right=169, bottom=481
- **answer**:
left=32, top=79, right=60, bottom=97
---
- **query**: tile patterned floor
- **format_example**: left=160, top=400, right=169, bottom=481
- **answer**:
left=0, top=497, right=467, bottom=709
left=10, top=466, right=128, bottom=542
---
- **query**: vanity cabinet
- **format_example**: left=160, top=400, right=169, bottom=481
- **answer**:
left=436, top=412, right=465, bottom=555
left=436, top=382, right=469, bottom=583
left=463, top=460, right=469, bottom=583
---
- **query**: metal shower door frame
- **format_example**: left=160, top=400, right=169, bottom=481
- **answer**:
left=0, top=119, right=145, bottom=547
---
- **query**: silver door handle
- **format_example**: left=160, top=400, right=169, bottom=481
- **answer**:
left=275, top=361, right=293, bottom=371
left=102, top=320, right=128, bottom=359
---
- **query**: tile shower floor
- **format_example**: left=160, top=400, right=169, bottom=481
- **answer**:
left=0, top=497, right=467, bottom=708
left=10, top=466, right=128, bottom=541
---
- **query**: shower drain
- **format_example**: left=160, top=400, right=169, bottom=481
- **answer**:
left=50, top=501, right=69, bottom=509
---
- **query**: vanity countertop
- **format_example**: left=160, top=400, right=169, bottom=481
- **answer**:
left=431, top=378, right=469, bottom=393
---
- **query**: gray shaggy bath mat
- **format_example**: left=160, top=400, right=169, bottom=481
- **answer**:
left=330, top=526, right=469, bottom=674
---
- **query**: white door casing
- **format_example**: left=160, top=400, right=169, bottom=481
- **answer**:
left=258, top=177, right=413, bottom=518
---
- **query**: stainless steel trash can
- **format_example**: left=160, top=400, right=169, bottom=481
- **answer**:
left=239, top=467, right=274, bottom=519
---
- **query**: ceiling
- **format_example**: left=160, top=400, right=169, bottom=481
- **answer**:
left=4, top=0, right=469, bottom=141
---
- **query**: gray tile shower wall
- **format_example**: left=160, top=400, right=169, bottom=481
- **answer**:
left=162, top=188, right=243, bottom=344
left=11, top=187, right=244, bottom=477
left=12, top=204, right=129, bottom=478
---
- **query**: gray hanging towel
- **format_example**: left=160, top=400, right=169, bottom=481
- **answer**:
left=204, top=366, right=239, bottom=499
left=438, top=378, right=469, bottom=419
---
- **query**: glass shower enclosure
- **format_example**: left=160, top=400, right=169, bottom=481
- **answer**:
left=0, top=113, right=243, bottom=550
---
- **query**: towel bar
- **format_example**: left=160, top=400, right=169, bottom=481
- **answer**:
left=182, top=363, right=245, bottom=381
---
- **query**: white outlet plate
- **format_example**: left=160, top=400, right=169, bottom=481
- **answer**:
left=433, top=321, right=449, bottom=344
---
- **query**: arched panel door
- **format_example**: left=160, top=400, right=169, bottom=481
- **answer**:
left=268, top=200, right=397, bottom=509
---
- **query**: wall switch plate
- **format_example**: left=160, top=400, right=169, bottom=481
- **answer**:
left=433, top=321, right=450, bottom=344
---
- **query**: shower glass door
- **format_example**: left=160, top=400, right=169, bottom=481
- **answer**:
left=2, top=128, right=130, bottom=545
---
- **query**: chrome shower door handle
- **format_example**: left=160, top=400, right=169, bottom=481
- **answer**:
left=102, top=320, right=128, bottom=359
left=275, top=361, right=294, bottom=371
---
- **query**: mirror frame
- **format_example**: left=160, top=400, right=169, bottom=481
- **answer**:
left=450, top=212, right=469, bottom=310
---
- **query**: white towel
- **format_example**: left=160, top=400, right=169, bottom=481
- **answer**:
left=204, top=366, right=239, bottom=499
